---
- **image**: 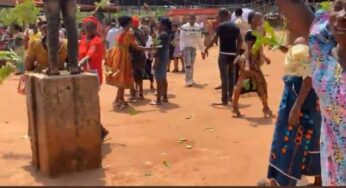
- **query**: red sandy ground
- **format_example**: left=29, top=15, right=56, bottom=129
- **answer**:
left=0, top=47, right=313, bottom=185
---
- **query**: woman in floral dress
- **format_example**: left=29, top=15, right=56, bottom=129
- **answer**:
left=277, top=0, right=346, bottom=185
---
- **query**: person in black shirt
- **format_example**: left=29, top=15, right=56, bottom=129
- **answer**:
left=152, top=17, right=172, bottom=105
left=129, top=16, right=147, bottom=101
left=232, top=11, right=274, bottom=118
left=204, top=8, right=243, bottom=106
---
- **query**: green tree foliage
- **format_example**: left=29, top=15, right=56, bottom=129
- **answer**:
left=0, top=51, right=21, bottom=84
left=0, top=0, right=40, bottom=27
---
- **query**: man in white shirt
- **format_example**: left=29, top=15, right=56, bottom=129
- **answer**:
left=180, top=15, right=205, bottom=87
left=234, top=8, right=249, bottom=54
left=105, top=22, right=121, bottom=49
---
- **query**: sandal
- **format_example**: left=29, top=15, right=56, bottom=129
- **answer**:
left=232, top=108, right=243, bottom=118
left=263, top=108, right=276, bottom=118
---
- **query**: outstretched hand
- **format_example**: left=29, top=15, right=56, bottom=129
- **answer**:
left=78, top=57, right=89, bottom=68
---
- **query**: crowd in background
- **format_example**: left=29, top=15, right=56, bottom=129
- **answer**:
left=1, top=1, right=346, bottom=186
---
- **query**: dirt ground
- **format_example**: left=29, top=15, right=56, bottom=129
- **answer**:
left=0, top=47, right=313, bottom=186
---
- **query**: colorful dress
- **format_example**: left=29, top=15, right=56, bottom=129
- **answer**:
left=105, top=29, right=135, bottom=89
left=267, top=45, right=321, bottom=186
left=309, top=10, right=346, bottom=186
left=79, top=34, right=105, bottom=84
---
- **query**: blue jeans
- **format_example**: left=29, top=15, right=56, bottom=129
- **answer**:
left=183, top=47, right=196, bottom=85
left=218, top=54, right=236, bottom=104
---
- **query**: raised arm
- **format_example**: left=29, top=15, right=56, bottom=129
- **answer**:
left=276, top=0, right=315, bottom=39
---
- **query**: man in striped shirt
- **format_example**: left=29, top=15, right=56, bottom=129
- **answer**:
left=180, top=15, right=205, bottom=87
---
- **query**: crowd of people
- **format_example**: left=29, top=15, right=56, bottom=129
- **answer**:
left=1, top=0, right=346, bottom=186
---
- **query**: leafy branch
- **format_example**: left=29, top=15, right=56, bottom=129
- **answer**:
left=0, top=0, right=40, bottom=27
left=252, top=21, right=286, bottom=54
left=0, top=50, right=21, bottom=84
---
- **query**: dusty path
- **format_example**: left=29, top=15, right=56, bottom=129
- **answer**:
left=0, top=47, right=308, bottom=186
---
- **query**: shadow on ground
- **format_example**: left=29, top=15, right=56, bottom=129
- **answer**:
left=22, top=165, right=106, bottom=186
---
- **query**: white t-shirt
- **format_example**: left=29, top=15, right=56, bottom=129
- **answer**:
left=145, top=35, right=153, bottom=59
left=179, top=23, right=204, bottom=51
left=106, top=27, right=122, bottom=49
left=234, top=17, right=250, bottom=49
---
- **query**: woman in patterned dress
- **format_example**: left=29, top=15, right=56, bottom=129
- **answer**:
left=105, top=16, right=154, bottom=110
left=259, top=37, right=322, bottom=186
left=232, top=12, right=275, bottom=118
left=277, top=0, right=346, bottom=185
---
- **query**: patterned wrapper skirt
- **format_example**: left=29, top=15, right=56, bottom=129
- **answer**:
left=267, top=76, right=321, bottom=186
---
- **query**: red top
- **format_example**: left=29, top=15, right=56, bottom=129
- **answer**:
left=79, top=34, right=105, bottom=84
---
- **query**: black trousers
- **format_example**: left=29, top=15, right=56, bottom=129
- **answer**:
left=43, top=0, right=78, bottom=69
left=218, top=54, right=236, bottom=104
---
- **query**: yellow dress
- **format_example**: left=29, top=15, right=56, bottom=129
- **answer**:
left=25, top=39, right=67, bottom=72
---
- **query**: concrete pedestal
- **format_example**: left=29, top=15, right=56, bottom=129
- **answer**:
left=25, top=72, right=102, bottom=177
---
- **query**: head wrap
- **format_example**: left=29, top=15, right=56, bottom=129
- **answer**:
left=83, top=16, right=99, bottom=26
left=82, top=16, right=104, bottom=36
left=132, top=16, right=140, bottom=28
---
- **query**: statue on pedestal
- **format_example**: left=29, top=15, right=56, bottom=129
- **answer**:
left=42, top=0, right=80, bottom=75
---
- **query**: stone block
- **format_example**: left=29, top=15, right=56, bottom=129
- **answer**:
left=25, top=72, right=102, bottom=177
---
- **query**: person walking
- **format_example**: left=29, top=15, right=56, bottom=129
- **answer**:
left=205, top=9, right=242, bottom=105
left=180, top=15, right=204, bottom=87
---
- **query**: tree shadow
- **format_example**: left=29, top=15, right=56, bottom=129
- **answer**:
left=191, top=83, right=208, bottom=89
left=210, top=103, right=251, bottom=110
left=242, top=116, right=274, bottom=127
left=111, top=106, right=158, bottom=115
left=1, top=152, right=31, bottom=160
left=101, top=142, right=126, bottom=159
left=22, top=164, right=106, bottom=186
left=156, top=102, right=180, bottom=113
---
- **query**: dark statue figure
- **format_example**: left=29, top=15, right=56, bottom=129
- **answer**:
left=42, top=0, right=80, bottom=75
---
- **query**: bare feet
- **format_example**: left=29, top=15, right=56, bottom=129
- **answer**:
left=162, top=98, right=169, bottom=103
left=232, top=108, right=243, bottom=118
left=263, top=107, right=276, bottom=118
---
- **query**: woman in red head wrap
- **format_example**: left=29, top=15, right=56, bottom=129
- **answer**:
left=78, top=16, right=105, bottom=84
left=78, top=16, right=108, bottom=140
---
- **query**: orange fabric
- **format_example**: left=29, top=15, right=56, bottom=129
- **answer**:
left=79, top=35, right=105, bottom=84
left=105, top=29, right=135, bottom=89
